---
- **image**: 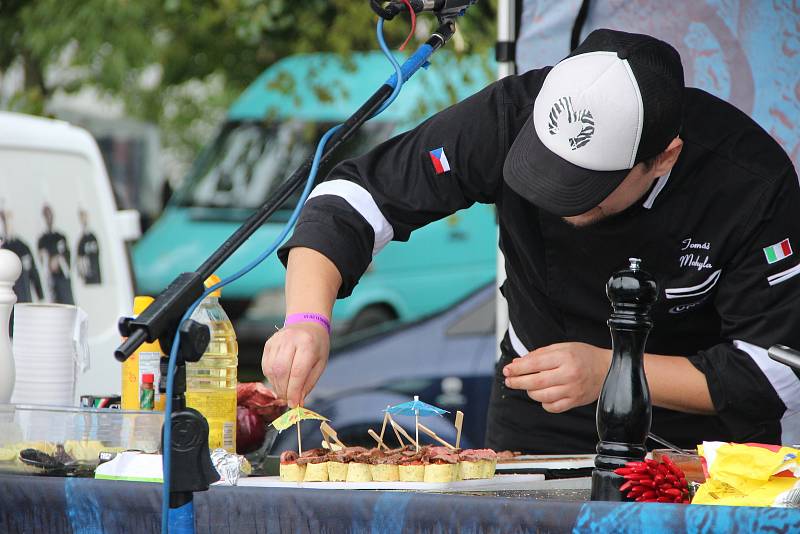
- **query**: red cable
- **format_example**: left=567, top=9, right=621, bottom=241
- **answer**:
left=398, top=0, right=416, bottom=51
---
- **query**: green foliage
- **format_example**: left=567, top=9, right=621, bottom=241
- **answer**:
left=0, top=0, right=497, bottom=167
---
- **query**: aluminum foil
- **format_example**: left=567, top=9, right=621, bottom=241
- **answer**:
left=211, top=448, right=252, bottom=486
left=774, top=479, right=800, bottom=508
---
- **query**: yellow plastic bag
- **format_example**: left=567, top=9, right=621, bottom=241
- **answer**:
left=693, top=442, right=799, bottom=506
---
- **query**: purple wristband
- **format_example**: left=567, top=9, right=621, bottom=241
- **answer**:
left=284, top=313, right=331, bottom=334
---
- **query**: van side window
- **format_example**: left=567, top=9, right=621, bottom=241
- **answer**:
left=173, top=120, right=394, bottom=215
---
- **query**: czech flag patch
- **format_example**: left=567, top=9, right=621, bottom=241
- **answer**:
left=429, top=147, right=451, bottom=174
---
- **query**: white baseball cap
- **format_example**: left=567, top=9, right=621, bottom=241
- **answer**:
left=504, top=29, right=684, bottom=216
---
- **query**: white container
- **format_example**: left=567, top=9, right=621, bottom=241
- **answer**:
left=11, top=303, right=89, bottom=406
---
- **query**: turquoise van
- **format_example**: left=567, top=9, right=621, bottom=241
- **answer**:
left=134, top=52, right=497, bottom=342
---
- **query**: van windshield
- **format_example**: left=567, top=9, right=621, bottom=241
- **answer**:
left=173, top=120, right=394, bottom=219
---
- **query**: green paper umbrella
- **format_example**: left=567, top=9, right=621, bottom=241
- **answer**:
left=270, top=406, right=329, bottom=454
left=271, top=406, right=328, bottom=431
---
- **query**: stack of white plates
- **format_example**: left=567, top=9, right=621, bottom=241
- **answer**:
left=11, top=303, right=78, bottom=405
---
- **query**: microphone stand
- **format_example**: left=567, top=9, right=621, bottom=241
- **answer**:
left=114, top=13, right=464, bottom=533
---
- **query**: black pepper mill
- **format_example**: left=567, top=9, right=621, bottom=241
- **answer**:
left=591, top=257, right=658, bottom=501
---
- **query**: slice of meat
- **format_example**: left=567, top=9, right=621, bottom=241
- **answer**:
left=296, top=455, right=328, bottom=466
left=299, top=448, right=327, bottom=458
left=459, top=449, right=497, bottom=462
left=280, top=450, right=298, bottom=465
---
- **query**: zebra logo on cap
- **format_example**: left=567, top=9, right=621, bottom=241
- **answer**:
left=547, top=96, right=595, bottom=150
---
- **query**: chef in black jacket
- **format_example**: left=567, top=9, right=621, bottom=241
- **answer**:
left=262, top=29, right=800, bottom=452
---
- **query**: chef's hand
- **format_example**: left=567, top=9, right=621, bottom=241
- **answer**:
left=261, top=322, right=330, bottom=409
left=502, top=342, right=612, bottom=413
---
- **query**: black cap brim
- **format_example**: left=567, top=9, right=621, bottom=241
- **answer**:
left=503, top=113, right=630, bottom=217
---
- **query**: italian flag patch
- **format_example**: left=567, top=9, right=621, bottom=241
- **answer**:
left=763, top=239, right=793, bottom=264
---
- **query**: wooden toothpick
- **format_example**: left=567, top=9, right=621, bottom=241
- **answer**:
left=389, top=417, right=418, bottom=449
left=368, top=429, right=389, bottom=450
left=319, top=422, right=332, bottom=450
left=454, top=411, right=464, bottom=449
left=297, top=421, right=302, bottom=455
left=320, top=421, right=346, bottom=448
left=416, top=422, right=456, bottom=449
left=378, top=410, right=389, bottom=446
left=390, top=420, right=405, bottom=447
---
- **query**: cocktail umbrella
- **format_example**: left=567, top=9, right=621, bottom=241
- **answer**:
left=385, top=396, right=448, bottom=451
left=271, top=406, right=328, bottom=454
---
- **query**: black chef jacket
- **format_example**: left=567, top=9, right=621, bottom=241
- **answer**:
left=279, top=67, right=800, bottom=453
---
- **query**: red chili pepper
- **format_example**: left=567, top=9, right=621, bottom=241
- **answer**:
left=682, top=498, right=690, bottom=504
left=619, top=457, right=691, bottom=502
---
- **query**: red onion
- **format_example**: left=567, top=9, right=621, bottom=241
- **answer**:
left=236, top=405, right=266, bottom=455
left=236, top=383, right=287, bottom=455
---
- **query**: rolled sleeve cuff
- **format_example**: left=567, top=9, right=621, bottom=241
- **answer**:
left=277, top=197, right=375, bottom=298
left=688, top=342, right=787, bottom=442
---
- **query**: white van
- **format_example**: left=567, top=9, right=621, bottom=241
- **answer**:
left=0, top=111, right=140, bottom=400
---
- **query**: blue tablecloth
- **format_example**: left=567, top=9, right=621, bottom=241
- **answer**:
left=1, top=474, right=799, bottom=533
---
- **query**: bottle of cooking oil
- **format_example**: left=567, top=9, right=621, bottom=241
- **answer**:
left=185, top=274, right=238, bottom=452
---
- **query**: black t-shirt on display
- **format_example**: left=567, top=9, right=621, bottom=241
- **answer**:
left=38, top=231, right=74, bottom=305
left=279, top=68, right=800, bottom=452
left=77, top=232, right=102, bottom=285
left=1, top=238, right=43, bottom=303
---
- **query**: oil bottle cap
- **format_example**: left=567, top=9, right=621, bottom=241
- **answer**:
left=204, top=274, right=222, bottom=298
left=142, top=373, right=154, bottom=384
left=133, top=296, right=155, bottom=316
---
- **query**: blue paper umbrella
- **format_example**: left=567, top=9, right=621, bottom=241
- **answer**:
left=385, top=396, right=448, bottom=417
left=384, top=396, right=448, bottom=450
